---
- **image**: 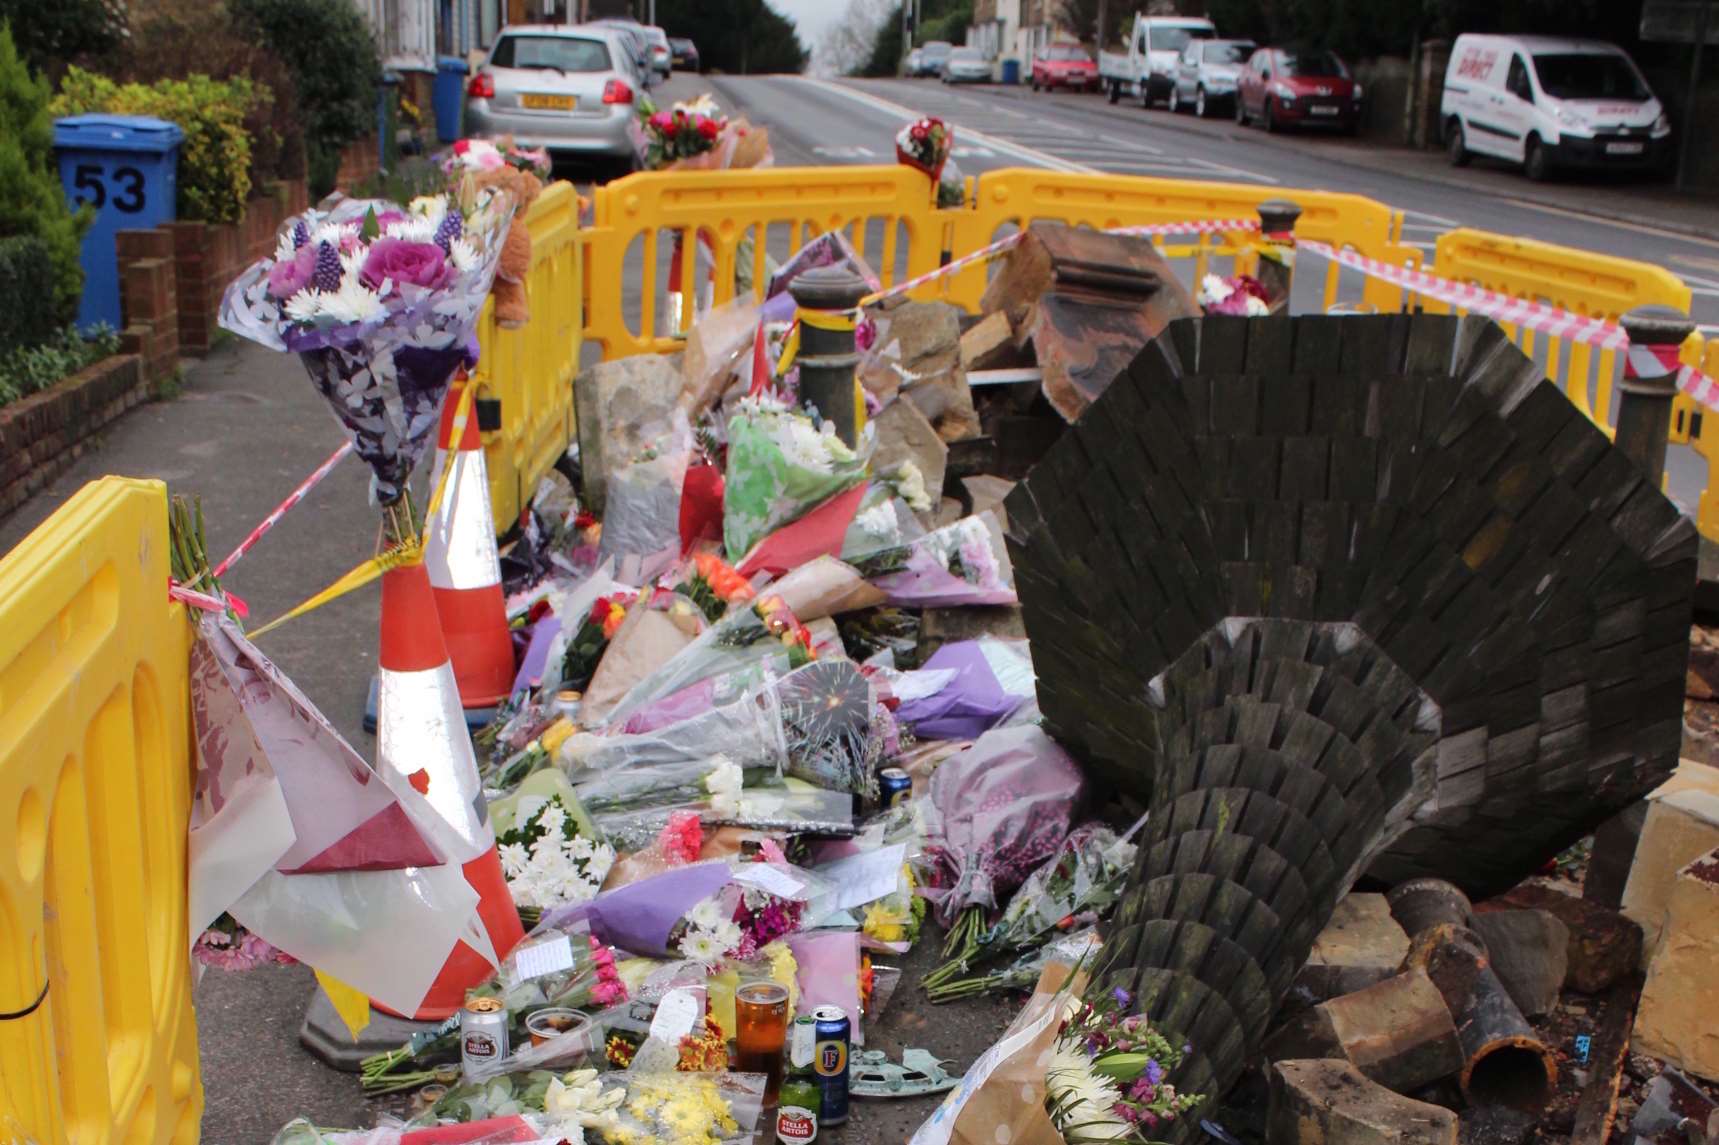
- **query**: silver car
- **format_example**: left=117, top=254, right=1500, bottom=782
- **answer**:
left=643, top=25, right=672, bottom=77
left=465, top=26, right=640, bottom=163
left=941, top=46, right=991, bottom=84
left=1169, top=39, right=1256, bottom=117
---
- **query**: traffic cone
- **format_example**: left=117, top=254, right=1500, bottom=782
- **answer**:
left=373, top=561, right=523, bottom=1019
left=424, top=374, right=515, bottom=709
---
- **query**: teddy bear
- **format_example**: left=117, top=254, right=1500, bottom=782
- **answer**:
left=467, top=162, right=545, bottom=328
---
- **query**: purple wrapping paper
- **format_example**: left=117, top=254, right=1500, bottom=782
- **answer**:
left=539, top=860, right=733, bottom=957
left=895, top=641, right=1027, bottom=740
left=512, top=617, right=562, bottom=696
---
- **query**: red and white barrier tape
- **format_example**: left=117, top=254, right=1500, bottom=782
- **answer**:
left=211, top=440, right=353, bottom=579
left=863, top=217, right=1261, bottom=306
left=170, top=580, right=247, bottom=617
left=1297, top=239, right=1718, bottom=414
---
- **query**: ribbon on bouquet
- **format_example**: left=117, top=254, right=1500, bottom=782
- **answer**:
left=248, top=382, right=479, bottom=639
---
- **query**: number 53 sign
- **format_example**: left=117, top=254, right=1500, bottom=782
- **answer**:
left=70, top=163, right=149, bottom=213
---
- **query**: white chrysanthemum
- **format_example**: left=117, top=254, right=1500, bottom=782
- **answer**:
left=705, top=756, right=743, bottom=816
left=710, top=918, right=744, bottom=954
left=569, top=833, right=596, bottom=861
left=319, top=278, right=384, bottom=323
left=339, top=247, right=366, bottom=281
left=1046, top=1040, right=1130, bottom=1140
left=538, top=803, right=568, bottom=835
left=409, top=194, right=450, bottom=223
left=1244, top=295, right=1271, bottom=318
left=888, top=460, right=933, bottom=512
left=778, top=417, right=834, bottom=475
left=283, top=290, right=324, bottom=324
left=497, top=841, right=531, bottom=878
left=385, top=216, right=438, bottom=243
left=447, top=235, right=479, bottom=273
left=680, top=929, right=726, bottom=966
left=1197, top=273, right=1234, bottom=307
left=819, top=421, right=857, bottom=463
left=312, top=221, right=355, bottom=247
left=274, top=232, right=298, bottom=261
left=687, top=897, right=727, bottom=932
left=855, top=501, right=897, bottom=539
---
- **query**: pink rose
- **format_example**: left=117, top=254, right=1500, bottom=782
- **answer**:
left=360, top=238, right=454, bottom=293
left=266, top=245, right=317, bottom=299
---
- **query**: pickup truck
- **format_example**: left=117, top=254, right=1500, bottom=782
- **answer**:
left=1099, top=13, right=1217, bottom=106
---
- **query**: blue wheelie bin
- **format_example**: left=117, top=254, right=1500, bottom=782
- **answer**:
left=52, top=115, right=183, bottom=334
left=1001, top=58, right=1021, bottom=85
left=435, top=56, right=469, bottom=143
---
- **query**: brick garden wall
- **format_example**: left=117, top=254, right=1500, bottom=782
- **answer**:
left=0, top=355, right=149, bottom=516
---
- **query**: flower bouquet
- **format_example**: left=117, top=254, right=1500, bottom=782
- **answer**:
left=674, top=552, right=756, bottom=623
left=596, top=1072, right=767, bottom=1145
left=559, top=589, right=637, bottom=692
left=600, top=594, right=817, bottom=729
left=359, top=927, right=627, bottom=1094
left=193, top=912, right=295, bottom=971
left=857, top=514, right=1016, bottom=608
left=920, top=726, right=1084, bottom=975
left=1197, top=273, right=1271, bottom=317
left=775, top=658, right=886, bottom=798
left=221, top=188, right=516, bottom=520
left=926, top=825, right=1137, bottom=999
left=896, top=116, right=952, bottom=181
left=672, top=882, right=806, bottom=968
left=723, top=394, right=871, bottom=561
left=636, top=94, right=729, bottom=169
left=495, top=794, right=616, bottom=916
left=1044, top=986, right=1205, bottom=1141
left=443, top=136, right=552, bottom=181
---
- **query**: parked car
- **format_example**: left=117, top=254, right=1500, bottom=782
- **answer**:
left=466, top=26, right=639, bottom=167
left=1235, top=47, right=1362, bottom=133
left=1169, top=38, right=1255, bottom=117
left=1031, top=41, right=1098, bottom=92
left=1099, top=13, right=1215, bottom=106
left=906, top=47, right=924, bottom=76
left=642, top=25, right=672, bottom=77
left=917, top=41, right=953, bottom=77
left=588, top=19, right=654, bottom=87
left=669, top=37, right=700, bottom=72
left=1440, top=34, right=1670, bottom=181
left=941, top=45, right=992, bottom=84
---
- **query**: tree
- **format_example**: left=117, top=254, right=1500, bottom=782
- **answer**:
left=0, top=21, right=89, bottom=338
left=859, top=4, right=905, bottom=75
left=0, top=0, right=124, bottom=78
left=654, top=0, right=808, bottom=74
left=820, top=0, right=895, bottom=77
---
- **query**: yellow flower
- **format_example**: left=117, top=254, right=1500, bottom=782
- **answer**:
left=661, top=1099, right=706, bottom=1137
left=863, top=901, right=907, bottom=943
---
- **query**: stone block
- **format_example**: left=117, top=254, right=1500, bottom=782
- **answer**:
left=1469, top=909, right=1569, bottom=1017
left=1622, top=761, right=1719, bottom=957
left=1298, top=893, right=1411, bottom=1001
left=1484, top=883, right=1640, bottom=994
left=1267, top=1059, right=1458, bottom=1145
left=872, top=395, right=948, bottom=517
left=1633, top=844, right=1719, bottom=1082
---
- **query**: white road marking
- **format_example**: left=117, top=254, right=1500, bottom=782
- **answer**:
left=1692, top=288, right=1719, bottom=298
left=1101, top=133, right=1164, bottom=155
left=1501, top=197, right=1719, bottom=250
left=993, top=106, right=1030, bottom=119
left=1404, top=210, right=1462, bottom=226
left=812, top=145, right=878, bottom=159
left=799, top=77, right=1096, bottom=173
left=1402, top=223, right=1455, bottom=232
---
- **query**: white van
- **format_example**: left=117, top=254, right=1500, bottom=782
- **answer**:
left=1099, top=14, right=1217, bottom=107
left=1440, top=34, right=1670, bottom=181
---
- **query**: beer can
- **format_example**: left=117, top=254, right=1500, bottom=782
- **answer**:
left=879, top=767, right=912, bottom=807
left=811, top=1004, right=850, bottom=1126
left=460, top=996, right=509, bottom=1076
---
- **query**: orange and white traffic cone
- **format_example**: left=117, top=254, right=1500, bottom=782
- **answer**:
left=373, top=561, right=523, bottom=1019
left=424, top=374, right=515, bottom=709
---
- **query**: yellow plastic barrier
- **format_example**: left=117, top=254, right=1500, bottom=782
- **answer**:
left=472, top=180, right=585, bottom=531
left=954, top=168, right=1421, bottom=313
left=585, top=165, right=951, bottom=359
left=0, top=477, right=201, bottom=1144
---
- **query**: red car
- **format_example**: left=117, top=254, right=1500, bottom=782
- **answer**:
left=1031, top=42, right=1098, bottom=92
left=1235, top=47, right=1364, bottom=132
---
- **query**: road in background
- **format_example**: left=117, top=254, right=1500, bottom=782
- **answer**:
left=714, top=74, right=1719, bottom=329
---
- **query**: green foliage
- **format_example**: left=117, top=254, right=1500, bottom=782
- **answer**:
left=656, top=0, right=808, bottom=75
left=53, top=68, right=264, bottom=224
left=857, top=4, right=906, bottom=76
left=0, top=237, right=62, bottom=351
left=918, top=0, right=973, bottom=47
left=231, top=0, right=379, bottom=196
left=0, top=24, right=88, bottom=336
left=0, top=322, right=119, bottom=407
left=1199, top=0, right=1610, bottom=60
left=108, top=0, right=305, bottom=185
left=0, top=0, right=125, bottom=77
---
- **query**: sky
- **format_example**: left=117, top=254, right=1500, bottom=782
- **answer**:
left=768, top=0, right=849, bottom=60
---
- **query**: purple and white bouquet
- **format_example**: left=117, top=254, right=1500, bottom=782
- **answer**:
left=220, top=187, right=517, bottom=509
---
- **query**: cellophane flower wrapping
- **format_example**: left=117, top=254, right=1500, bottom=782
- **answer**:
left=984, top=825, right=1137, bottom=956
left=597, top=1072, right=767, bottom=1144
left=599, top=595, right=818, bottom=729
left=921, top=725, right=1084, bottom=927
left=494, top=793, right=616, bottom=912
left=775, top=658, right=885, bottom=798
left=219, top=189, right=517, bottom=503
left=722, top=394, right=872, bottom=561
left=859, top=513, right=1017, bottom=608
